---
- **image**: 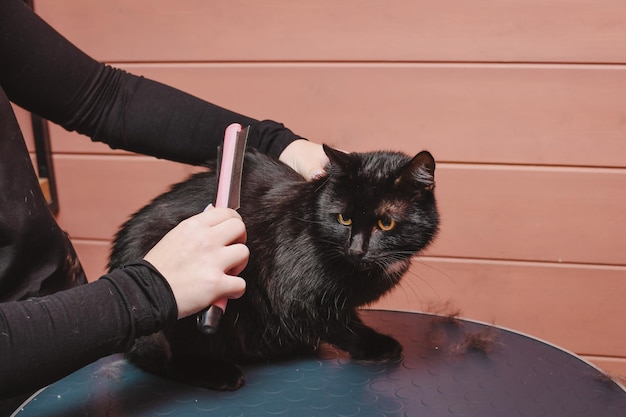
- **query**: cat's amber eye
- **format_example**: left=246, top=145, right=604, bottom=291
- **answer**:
left=377, top=217, right=396, bottom=231
left=337, top=213, right=352, bottom=226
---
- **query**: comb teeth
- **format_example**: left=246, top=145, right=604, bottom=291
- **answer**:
left=228, top=126, right=249, bottom=209
left=214, top=124, right=248, bottom=210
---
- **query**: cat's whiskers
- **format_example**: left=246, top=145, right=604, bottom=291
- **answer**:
left=294, top=217, right=324, bottom=225
left=393, top=267, right=433, bottom=307
left=368, top=251, right=410, bottom=266
left=313, top=176, right=331, bottom=193
left=316, top=243, right=347, bottom=262
left=314, top=237, right=342, bottom=246
left=410, top=257, right=459, bottom=289
left=397, top=256, right=460, bottom=308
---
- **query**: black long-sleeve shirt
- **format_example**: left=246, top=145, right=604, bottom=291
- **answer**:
left=0, top=0, right=301, bottom=403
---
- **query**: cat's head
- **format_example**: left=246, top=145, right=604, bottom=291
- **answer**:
left=314, top=145, right=439, bottom=297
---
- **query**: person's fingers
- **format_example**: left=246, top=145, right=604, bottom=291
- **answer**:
left=307, top=152, right=330, bottom=180
left=221, top=275, right=247, bottom=300
left=305, top=149, right=329, bottom=180
left=197, top=205, right=242, bottom=225
left=210, top=217, right=247, bottom=246
left=224, top=243, right=250, bottom=276
left=279, top=139, right=330, bottom=181
left=308, top=167, right=327, bottom=180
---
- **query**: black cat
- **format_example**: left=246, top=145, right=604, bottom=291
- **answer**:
left=108, top=145, right=439, bottom=390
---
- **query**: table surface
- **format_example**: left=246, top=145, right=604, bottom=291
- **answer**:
left=14, top=310, right=626, bottom=417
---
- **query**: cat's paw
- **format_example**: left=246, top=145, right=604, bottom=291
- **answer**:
left=349, top=333, right=403, bottom=364
left=200, top=361, right=246, bottom=391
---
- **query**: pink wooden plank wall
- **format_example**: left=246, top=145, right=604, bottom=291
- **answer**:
left=22, top=1, right=625, bottom=377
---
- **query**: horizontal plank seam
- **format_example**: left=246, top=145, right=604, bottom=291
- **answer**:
left=418, top=255, right=626, bottom=270
left=106, top=60, right=626, bottom=69
left=438, top=162, right=626, bottom=173
left=436, top=162, right=626, bottom=174
left=46, top=153, right=626, bottom=172
left=582, top=354, right=626, bottom=362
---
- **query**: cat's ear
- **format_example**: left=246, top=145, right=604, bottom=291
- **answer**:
left=323, top=144, right=355, bottom=175
left=395, top=150, right=436, bottom=191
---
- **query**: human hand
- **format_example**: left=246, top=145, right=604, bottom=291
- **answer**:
left=279, top=139, right=329, bottom=180
left=144, top=207, right=248, bottom=319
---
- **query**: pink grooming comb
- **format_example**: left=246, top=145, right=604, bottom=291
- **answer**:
left=197, top=123, right=249, bottom=334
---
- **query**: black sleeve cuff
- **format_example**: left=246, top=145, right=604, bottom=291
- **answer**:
left=102, top=259, right=178, bottom=344
left=249, top=119, right=306, bottom=159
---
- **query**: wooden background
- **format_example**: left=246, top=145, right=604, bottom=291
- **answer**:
left=18, top=0, right=625, bottom=377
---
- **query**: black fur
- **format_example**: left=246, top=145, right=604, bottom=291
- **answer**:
left=108, top=145, right=439, bottom=390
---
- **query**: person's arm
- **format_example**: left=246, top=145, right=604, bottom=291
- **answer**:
left=0, top=0, right=300, bottom=164
left=0, top=262, right=175, bottom=396
left=0, top=207, right=248, bottom=396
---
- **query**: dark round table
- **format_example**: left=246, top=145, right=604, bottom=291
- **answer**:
left=13, top=310, right=626, bottom=417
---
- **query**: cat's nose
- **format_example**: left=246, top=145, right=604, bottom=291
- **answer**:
left=347, top=233, right=367, bottom=259
left=347, top=247, right=365, bottom=258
